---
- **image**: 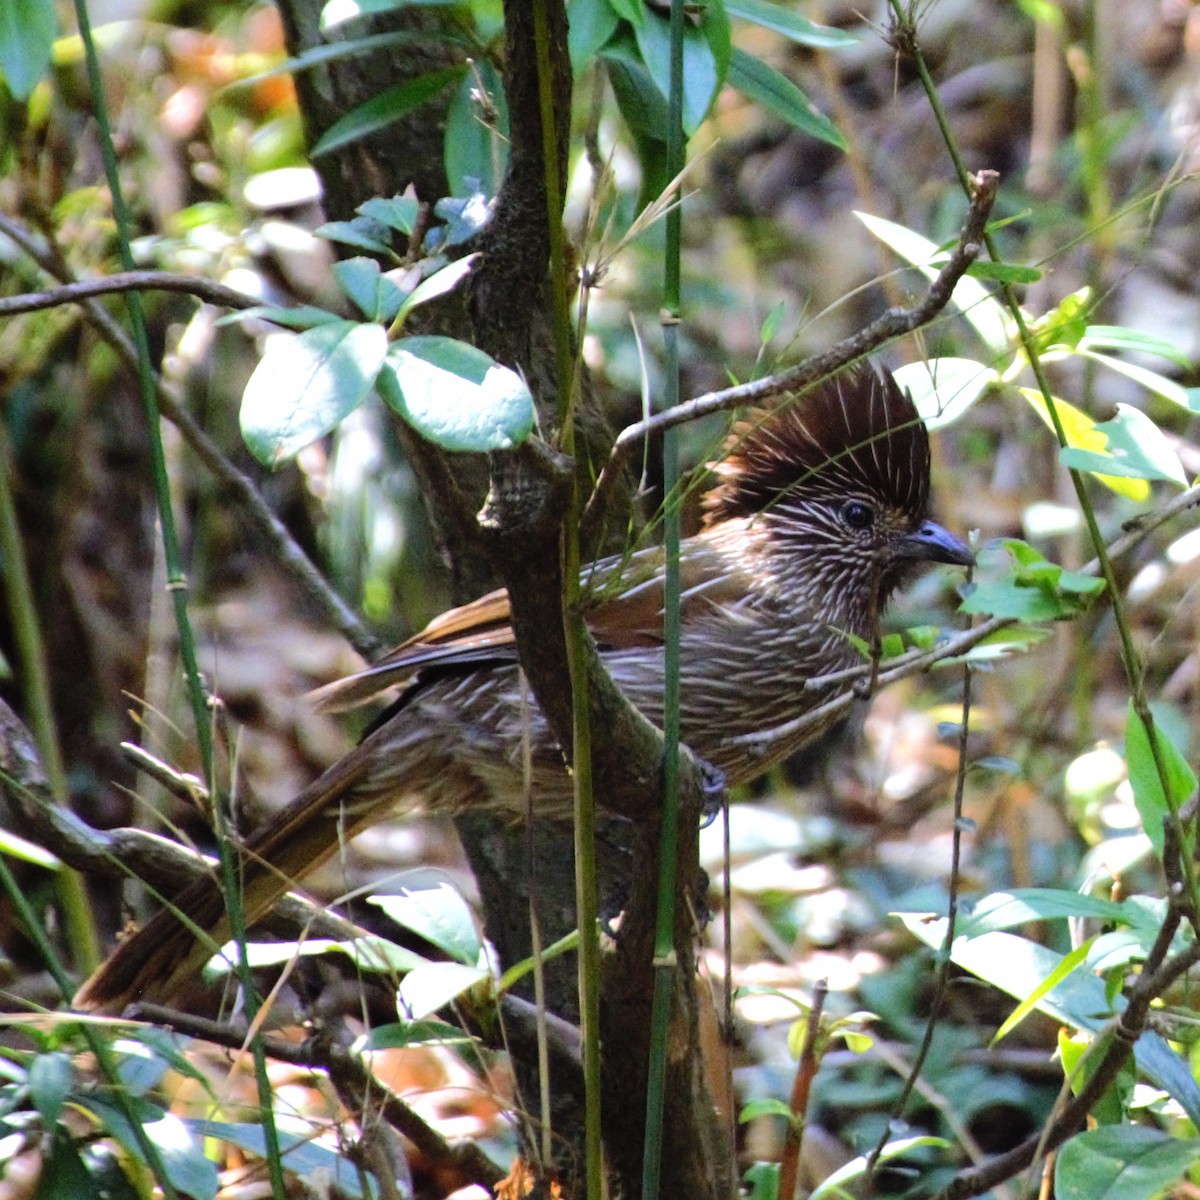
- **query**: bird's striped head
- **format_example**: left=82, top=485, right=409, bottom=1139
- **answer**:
left=703, top=366, right=971, bottom=608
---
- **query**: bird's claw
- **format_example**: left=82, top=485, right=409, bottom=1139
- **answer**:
left=698, top=760, right=726, bottom=828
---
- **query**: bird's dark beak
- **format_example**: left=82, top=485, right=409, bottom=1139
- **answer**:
left=896, top=520, right=974, bottom=567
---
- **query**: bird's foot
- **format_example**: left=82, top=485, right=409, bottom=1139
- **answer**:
left=698, top=760, right=726, bottom=828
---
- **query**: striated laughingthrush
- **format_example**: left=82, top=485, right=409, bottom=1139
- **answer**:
left=76, top=365, right=972, bottom=1012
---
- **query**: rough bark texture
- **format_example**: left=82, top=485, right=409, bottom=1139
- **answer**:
left=271, top=0, right=732, bottom=1192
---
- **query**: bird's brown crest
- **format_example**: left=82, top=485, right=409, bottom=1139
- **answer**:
left=702, top=366, right=931, bottom=525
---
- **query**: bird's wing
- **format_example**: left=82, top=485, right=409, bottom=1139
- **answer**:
left=312, top=540, right=751, bottom=712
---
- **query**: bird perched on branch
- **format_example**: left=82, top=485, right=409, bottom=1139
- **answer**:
left=76, top=364, right=971, bottom=1012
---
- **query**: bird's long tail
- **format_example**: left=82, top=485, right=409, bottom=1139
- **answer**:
left=74, top=737, right=388, bottom=1014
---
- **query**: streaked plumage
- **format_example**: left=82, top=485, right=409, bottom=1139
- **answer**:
left=76, top=365, right=972, bottom=1011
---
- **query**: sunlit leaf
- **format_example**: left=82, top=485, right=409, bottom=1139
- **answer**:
left=398, top=960, right=490, bottom=1019
left=369, top=878, right=481, bottom=965
left=378, top=335, right=534, bottom=451
left=891, top=357, right=998, bottom=428
left=856, top=212, right=1014, bottom=353
left=1081, top=325, right=1191, bottom=368
left=240, top=321, right=388, bottom=466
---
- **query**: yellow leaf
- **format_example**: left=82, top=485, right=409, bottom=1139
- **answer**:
left=1018, top=388, right=1150, bottom=501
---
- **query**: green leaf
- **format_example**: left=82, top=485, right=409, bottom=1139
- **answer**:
left=311, top=68, right=463, bottom=157
left=738, top=1098, right=797, bottom=1124
left=743, top=1162, right=780, bottom=1200
left=190, top=1120, right=365, bottom=1197
left=394, top=254, right=479, bottom=327
left=1019, top=388, right=1150, bottom=501
left=1030, top=286, right=1091, bottom=352
left=333, top=257, right=405, bottom=322
left=216, top=304, right=344, bottom=330
left=1077, top=348, right=1193, bottom=409
left=965, top=260, right=1042, bottom=283
left=363, top=1019, right=472, bottom=1049
left=313, top=218, right=396, bottom=255
left=398, top=960, right=490, bottom=1019
left=1058, top=405, right=1186, bottom=487
left=604, top=0, right=644, bottom=29
left=724, top=0, right=856, bottom=46
left=603, top=41, right=671, bottom=139
left=1055, top=1126, right=1200, bottom=1200
left=992, top=937, right=1096, bottom=1044
left=35, top=1134, right=97, bottom=1200
left=378, top=335, right=534, bottom=451
left=568, top=0, right=620, bottom=67
left=856, top=213, right=1014, bottom=353
left=891, top=357, right=997, bottom=429
left=634, top=12, right=721, bottom=135
left=358, top=194, right=421, bottom=234
left=0, top=826, right=60, bottom=868
left=0, top=0, right=56, bottom=100
left=1081, top=325, right=1191, bottom=369
left=240, top=321, right=388, bottom=466
left=28, top=1051, right=71, bottom=1126
left=957, top=889, right=1149, bottom=938
left=727, top=49, right=844, bottom=148
left=368, top=878, right=481, bottom=965
left=959, top=540, right=1104, bottom=622
left=810, top=1137, right=951, bottom=1200
left=1125, top=702, right=1197, bottom=860
left=445, top=60, right=509, bottom=197
left=207, top=934, right=427, bottom=975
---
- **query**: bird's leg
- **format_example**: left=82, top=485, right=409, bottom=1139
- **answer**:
left=698, top=759, right=727, bottom=829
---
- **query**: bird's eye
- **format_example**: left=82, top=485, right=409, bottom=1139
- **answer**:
left=841, top=500, right=876, bottom=530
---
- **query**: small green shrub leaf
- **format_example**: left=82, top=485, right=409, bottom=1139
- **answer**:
left=1125, top=702, right=1197, bottom=859
left=1019, top=388, right=1150, bottom=500
left=240, top=320, right=388, bottom=466
left=363, top=1020, right=471, bottom=1049
left=357, top=194, right=421, bottom=235
left=369, top=878, right=481, bottom=964
left=399, top=961, right=490, bottom=1019
left=1081, top=325, right=1191, bottom=368
left=1055, top=1126, right=1200, bottom=1200
left=333, top=257, right=405, bottom=322
left=28, top=1051, right=71, bottom=1125
left=569, top=0, right=620, bottom=67
left=378, top=335, right=534, bottom=451
left=810, top=1137, right=951, bottom=1200
left=738, top=1098, right=797, bottom=1124
left=395, top=254, right=479, bottom=327
left=0, top=0, right=55, bottom=100
left=965, top=260, right=1042, bottom=283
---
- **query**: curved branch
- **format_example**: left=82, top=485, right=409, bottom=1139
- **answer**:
left=0, top=269, right=264, bottom=317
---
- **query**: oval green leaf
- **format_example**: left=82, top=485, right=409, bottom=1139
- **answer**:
left=724, top=0, right=856, bottom=47
left=0, top=0, right=56, bottom=101
left=1055, top=1126, right=1200, bottom=1200
left=633, top=11, right=721, bottom=135
left=379, top=335, right=534, bottom=451
left=240, top=320, right=387, bottom=466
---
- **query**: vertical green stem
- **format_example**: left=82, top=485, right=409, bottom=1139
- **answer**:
left=642, top=0, right=686, bottom=1193
left=529, top=0, right=602, bottom=1193
left=71, top=2, right=285, bottom=1193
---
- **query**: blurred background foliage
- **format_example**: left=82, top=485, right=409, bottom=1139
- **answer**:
left=3, top=0, right=1200, bottom=1196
